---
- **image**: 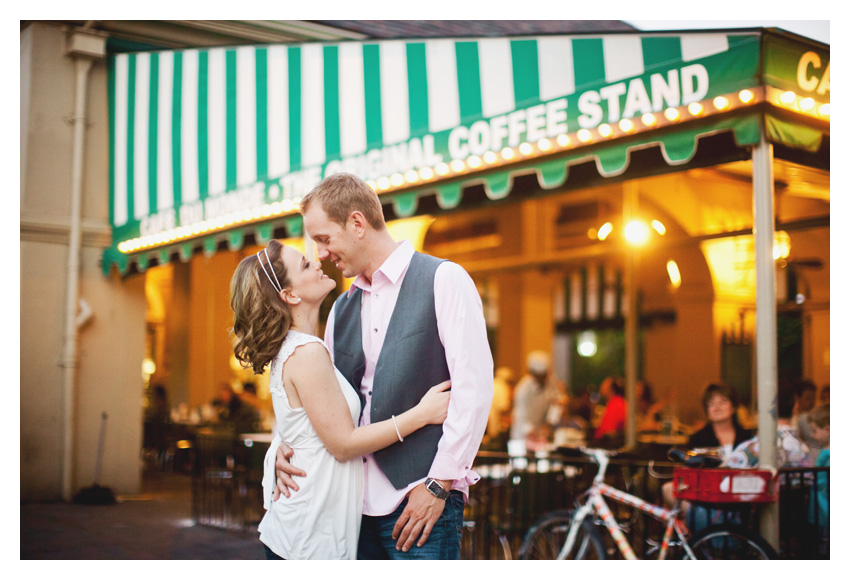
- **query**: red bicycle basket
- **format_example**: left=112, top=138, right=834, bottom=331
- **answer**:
left=672, top=467, right=778, bottom=503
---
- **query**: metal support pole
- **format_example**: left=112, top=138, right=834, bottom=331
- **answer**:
left=753, top=129, right=780, bottom=550
left=623, top=183, right=638, bottom=449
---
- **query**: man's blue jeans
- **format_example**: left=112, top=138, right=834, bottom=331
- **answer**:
left=357, top=491, right=464, bottom=559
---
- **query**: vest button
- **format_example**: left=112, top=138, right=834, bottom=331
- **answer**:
left=373, top=328, right=378, bottom=333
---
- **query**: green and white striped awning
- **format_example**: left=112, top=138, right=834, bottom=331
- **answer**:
left=104, top=29, right=829, bottom=275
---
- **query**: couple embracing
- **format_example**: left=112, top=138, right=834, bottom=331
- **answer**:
left=229, top=173, right=494, bottom=560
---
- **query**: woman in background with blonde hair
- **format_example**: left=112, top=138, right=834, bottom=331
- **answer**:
left=229, top=239, right=450, bottom=560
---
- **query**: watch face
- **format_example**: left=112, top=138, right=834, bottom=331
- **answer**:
left=426, top=479, right=448, bottom=498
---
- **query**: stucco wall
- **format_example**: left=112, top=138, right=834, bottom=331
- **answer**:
left=21, top=22, right=146, bottom=500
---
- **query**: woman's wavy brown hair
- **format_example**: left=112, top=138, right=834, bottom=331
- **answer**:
left=229, top=239, right=293, bottom=374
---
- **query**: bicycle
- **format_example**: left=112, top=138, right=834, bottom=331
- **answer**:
left=518, top=447, right=779, bottom=560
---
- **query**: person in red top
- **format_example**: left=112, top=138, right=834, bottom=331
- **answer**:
left=593, top=377, right=626, bottom=443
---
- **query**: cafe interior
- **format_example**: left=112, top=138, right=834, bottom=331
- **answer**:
left=108, top=29, right=828, bottom=558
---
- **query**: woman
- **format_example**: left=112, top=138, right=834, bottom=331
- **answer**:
left=229, top=240, right=450, bottom=560
left=662, top=383, right=753, bottom=510
left=593, top=377, right=626, bottom=443
left=687, top=383, right=753, bottom=453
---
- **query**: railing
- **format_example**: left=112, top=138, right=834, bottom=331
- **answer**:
left=777, top=466, right=830, bottom=559
left=187, top=438, right=828, bottom=559
left=190, top=428, right=267, bottom=530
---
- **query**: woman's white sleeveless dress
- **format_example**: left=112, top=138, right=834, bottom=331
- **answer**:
left=259, top=330, right=364, bottom=559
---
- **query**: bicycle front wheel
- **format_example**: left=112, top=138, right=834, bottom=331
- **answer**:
left=687, top=524, right=779, bottom=560
left=519, top=510, right=606, bottom=560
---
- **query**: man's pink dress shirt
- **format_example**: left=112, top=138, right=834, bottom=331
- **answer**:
left=324, top=240, right=494, bottom=516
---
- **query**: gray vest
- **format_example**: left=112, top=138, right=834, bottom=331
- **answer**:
left=333, top=252, right=450, bottom=489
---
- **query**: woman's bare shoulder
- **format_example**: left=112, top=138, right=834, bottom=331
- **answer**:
left=285, top=340, right=333, bottom=372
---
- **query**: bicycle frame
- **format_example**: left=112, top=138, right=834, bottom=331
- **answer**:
left=559, top=449, right=697, bottom=560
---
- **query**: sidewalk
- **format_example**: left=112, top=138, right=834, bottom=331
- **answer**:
left=20, top=470, right=266, bottom=560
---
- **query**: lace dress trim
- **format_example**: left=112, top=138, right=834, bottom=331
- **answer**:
left=268, top=331, right=326, bottom=400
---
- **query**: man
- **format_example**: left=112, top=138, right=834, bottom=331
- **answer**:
left=509, top=351, right=563, bottom=444
left=274, top=172, right=493, bottom=559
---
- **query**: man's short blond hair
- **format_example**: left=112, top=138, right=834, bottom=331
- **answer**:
left=301, top=173, right=386, bottom=230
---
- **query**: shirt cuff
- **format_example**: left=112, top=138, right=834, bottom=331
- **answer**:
left=428, top=451, right=480, bottom=488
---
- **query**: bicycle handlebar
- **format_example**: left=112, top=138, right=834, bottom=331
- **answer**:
left=667, top=448, right=724, bottom=468
left=571, top=446, right=724, bottom=477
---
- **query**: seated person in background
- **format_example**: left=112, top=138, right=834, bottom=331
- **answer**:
left=212, top=383, right=236, bottom=421
left=215, top=383, right=263, bottom=433
left=636, top=381, right=665, bottom=433
left=686, top=383, right=754, bottom=453
left=791, top=379, right=817, bottom=429
left=818, top=384, right=829, bottom=405
left=793, top=379, right=823, bottom=464
left=229, top=387, right=262, bottom=434
left=592, top=377, right=626, bottom=445
left=661, top=382, right=745, bottom=510
left=662, top=383, right=753, bottom=516
left=664, top=383, right=810, bottom=522
left=239, top=381, right=262, bottom=408
left=729, top=381, right=812, bottom=468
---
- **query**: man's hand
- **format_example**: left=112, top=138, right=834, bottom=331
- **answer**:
left=391, top=480, right=450, bottom=552
left=273, top=442, right=306, bottom=500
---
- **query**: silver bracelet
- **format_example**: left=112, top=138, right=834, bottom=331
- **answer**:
left=391, top=415, right=404, bottom=442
